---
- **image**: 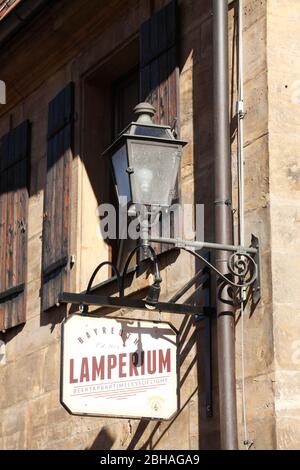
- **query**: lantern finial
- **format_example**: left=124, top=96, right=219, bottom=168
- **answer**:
left=134, top=102, right=156, bottom=124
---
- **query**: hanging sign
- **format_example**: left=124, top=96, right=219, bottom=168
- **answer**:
left=61, top=315, right=179, bottom=420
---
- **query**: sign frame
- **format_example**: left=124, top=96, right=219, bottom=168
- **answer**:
left=60, top=313, right=180, bottom=421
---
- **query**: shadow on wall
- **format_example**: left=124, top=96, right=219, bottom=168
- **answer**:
left=88, top=427, right=115, bottom=450
left=125, top=307, right=220, bottom=450
left=125, top=316, right=199, bottom=450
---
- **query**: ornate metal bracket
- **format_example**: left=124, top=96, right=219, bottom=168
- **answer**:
left=58, top=236, right=260, bottom=315
left=250, top=235, right=261, bottom=304
left=183, top=249, right=257, bottom=289
left=149, top=234, right=261, bottom=304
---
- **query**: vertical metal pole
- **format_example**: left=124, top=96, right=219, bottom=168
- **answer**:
left=204, top=262, right=213, bottom=418
left=236, top=0, right=250, bottom=448
left=237, top=0, right=245, bottom=247
left=213, top=0, right=238, bottom=449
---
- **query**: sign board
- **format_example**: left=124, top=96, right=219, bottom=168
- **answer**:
left=61, top=315, right=179, bottom=420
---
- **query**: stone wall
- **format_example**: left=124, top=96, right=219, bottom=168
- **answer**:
left=267, top=0, right=300, bottom=450
left=229, top=0, right=276, bottom=450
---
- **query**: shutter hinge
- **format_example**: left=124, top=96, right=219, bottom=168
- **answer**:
left=69, top=254, right=76, bottom=268
left=18, top=218, right=26, bottom=233
left=170, top=117, right=178, bottom=137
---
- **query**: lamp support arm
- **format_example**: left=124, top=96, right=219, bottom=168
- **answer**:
left=149, top=236, right=257, bottom=255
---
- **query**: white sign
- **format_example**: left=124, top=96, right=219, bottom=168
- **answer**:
left=61, top=315, right=179, bottom=420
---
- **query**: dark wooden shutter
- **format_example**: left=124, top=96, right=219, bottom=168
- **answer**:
left=140, top=0, right=178, bottom=128
left=0, top=121, right=30, bottom=329
left=140, top=0, right=179, bottom=255
left=42, top=82, right=74, bottom=311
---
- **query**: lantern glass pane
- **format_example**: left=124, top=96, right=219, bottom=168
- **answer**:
left=133, top=126, right=171, bottom=139
left=128, top=140, right=180, bottom=206
left=111, top=144, right=131, bottom=203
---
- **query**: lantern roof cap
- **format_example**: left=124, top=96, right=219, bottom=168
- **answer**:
left=102, top=103, right=187, bottom=157
left=133, top=102, right=156, bottom=124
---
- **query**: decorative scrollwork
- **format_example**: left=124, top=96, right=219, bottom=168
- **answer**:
left=183, top=248, right=257, bottom=289
left=227, top=252, right=257, bottom=287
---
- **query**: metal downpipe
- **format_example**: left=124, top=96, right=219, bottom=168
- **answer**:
left=213, top=0, right=238, bottom=449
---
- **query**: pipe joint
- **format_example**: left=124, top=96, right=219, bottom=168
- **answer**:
left=214, top=199, right=232, bottom=207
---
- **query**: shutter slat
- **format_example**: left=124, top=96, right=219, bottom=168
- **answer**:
left=140, top=0, right=178, bottom=126
left=6, top=164, right=14, bottom=290
left=159, top=52, right=169, bottom=125
left=42, top=82, right=74, bottom=311
left=0, top=134, right=9, bottom=172
left=44, top=139, right=54, bottom=269
left=140, top=19, right=151, bottom=68
left=0, top=169, right=7, bottom=294
left=48, top=82, right=74, bottom=137
left=0, top=121, right=30, bottom=171
left=62, top=124, right=72, bottom=260
left=0, top=163, right=4, bottom=331
left=18, top=158, right=28, bottom=286
left=150, top=59, right=160, bottom=124
left=150, top=8, right=159, bottom=65
left=54, top=130, right=64, bottom=263
left=167, top=47, right=178, bottom=130
left=12, top=162, right=19, bottom=288
left=140, top=64, right=151, bottom=102
left=166, top=0, right=177, bottom=50
left=140, top=0, right=176, bottom=67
